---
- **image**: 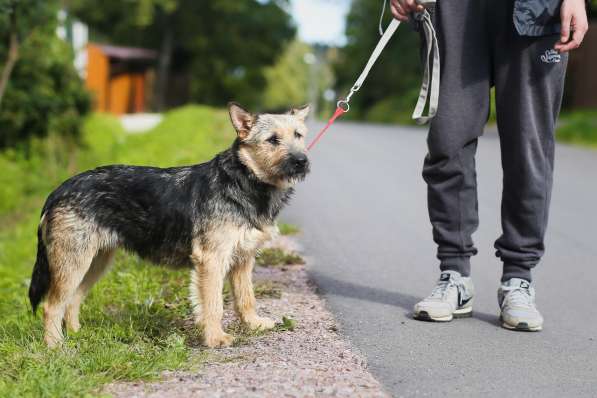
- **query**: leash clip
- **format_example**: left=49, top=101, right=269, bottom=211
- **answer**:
left=336, top=83, right=361, bottom=113
left=336, top=100, right=350, bottom=113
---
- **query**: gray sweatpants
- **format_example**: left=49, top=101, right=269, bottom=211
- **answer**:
left=423, top=0, right=568, bottom=282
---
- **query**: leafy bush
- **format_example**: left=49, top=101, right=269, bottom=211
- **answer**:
left=0, top=0, right=90, bottom=149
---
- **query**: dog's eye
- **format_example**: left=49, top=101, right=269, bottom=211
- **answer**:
left=294, top=131, right=303, bottom=139
left=267, top=135, right=280, bottom=145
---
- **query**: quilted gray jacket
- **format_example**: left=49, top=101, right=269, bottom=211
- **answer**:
left=514, top=0, right=563, bottom=36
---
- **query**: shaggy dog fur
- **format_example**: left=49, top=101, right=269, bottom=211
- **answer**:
left=29, top=103, right=310, bottom=348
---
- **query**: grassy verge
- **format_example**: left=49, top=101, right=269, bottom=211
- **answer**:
left=256, top=248, right=305, bottom=267
left=0, top=106, right=235, bottom=397
left=556, top=110, right=597, bottom=148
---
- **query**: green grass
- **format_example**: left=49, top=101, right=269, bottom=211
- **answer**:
left=275, top=316, right=297, bottom=332
left=256, top=248, right=305, bottom=267
left=278, top=222, right=300, bottom=236
left=0, top=105, right=236, bottom=397
left=253, top=281, right=283, bottom=299
left=556, top=110, right=597, bottom=148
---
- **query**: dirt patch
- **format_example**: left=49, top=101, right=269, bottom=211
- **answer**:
left=105, top=236, right=388, bottom=398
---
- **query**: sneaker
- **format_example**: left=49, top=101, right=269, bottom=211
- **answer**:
left=413, top=271, right=474, bottom=321
left=498, top=278, right=543, bottom=332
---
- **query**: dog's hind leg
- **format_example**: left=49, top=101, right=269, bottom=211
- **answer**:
left=43, top=211, right=99, bottom=347
left=64, top=248, right=116, bottom=333
left=229, top=253, right=275, bottom=331
left=43, top=243, right=96, bottom=348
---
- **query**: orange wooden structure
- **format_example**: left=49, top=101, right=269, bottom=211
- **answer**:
left=86, top=44, right=157, bottom=115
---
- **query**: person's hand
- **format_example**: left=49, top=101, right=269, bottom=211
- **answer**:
left=554, top=0, right=589, bottom=53
left=390, top=0, right=425, bottom=22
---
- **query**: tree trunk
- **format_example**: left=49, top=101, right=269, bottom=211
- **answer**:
left=0, top=11, right=20, bottom=109
left=154, top=22, right=174, bottom=111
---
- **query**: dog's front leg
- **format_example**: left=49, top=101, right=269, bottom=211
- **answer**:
left=190, top=249, right=234, bottom=348
left=229, top=253, right=275, bottom=331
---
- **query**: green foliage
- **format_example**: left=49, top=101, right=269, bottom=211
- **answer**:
left=253, top=280, right=282, bottom=299
left=556, top=110, right=597, bottom=147
left=262, top=41, right=312, bottom=109
left=335, top=0, right=423, bottom=124
left=278, top=222, right=300, bottom=236
left=256, top=248, right=305, bottom=267
left=261, top=40, right=335, bottom=115
left=275, top=316, right=296, bottom=332
left=0, top=0, right=53, bottom=36
left=0, top=0, right=90, bottom=149
left=0, top=106, right=233, bottom=396
left=364, top=89, right=420, bottom=125
left=68, top=0, right=295, bottom=109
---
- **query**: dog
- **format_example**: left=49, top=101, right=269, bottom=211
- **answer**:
left=28, top=103, right=310, bottom=348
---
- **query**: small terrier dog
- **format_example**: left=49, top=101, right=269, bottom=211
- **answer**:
left=29, top=103, right=310, bottom=348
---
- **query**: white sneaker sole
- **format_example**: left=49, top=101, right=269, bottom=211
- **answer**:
left=414, top=306, right=473, bottom=322
left=500, top=316, right=542, bottom=332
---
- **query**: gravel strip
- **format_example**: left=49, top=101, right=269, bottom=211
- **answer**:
left=105, top=237, right=388, bottom=398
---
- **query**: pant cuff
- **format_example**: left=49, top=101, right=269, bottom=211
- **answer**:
left=440, top=257, right=471, bottom=277
left=502, top=263, right=532, bottom=283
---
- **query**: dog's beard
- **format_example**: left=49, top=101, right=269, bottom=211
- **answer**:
left=278, top=159, right=310, bottom=182
left=271, top=165, right=309, bottom=189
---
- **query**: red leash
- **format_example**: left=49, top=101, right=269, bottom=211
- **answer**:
left=307, top=105, right=347, bottom=151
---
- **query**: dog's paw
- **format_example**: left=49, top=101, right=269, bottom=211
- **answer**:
left=204, top=331, right=234, bottom=348
left=246, top=316, right=276, bottom=331
left=65, top=319, right=81, bottom=333
left=44, top=333, right=63, bottom=349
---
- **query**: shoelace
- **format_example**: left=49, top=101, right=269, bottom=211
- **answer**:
left=429, top=278, right=457, bottom=299
left=501, top=286, right=533, bottom=308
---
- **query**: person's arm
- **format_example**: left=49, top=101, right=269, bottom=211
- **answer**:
left=554, top=0, right=589, bottom=52
left=390, top=0, right=425, bottom=21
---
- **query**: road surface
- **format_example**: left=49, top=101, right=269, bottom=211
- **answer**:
left=283, top=121, right=597, bottom=397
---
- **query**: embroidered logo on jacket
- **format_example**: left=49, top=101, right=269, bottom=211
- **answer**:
left=540, top=49, right=561, bottom=64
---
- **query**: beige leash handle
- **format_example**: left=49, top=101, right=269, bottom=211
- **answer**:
left=377, top=0, right=440, bottom=124
left=411, top=8, right=440, bottom=124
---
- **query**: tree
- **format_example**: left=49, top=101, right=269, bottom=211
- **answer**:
left=261, top=41, right=335, bottom=116
left=0, top=0, right=55, bottom=107
left=0, top=0, right=90, bottom=148
left=334, top=0, right=424, bottom=123
left=67, top=0, right=296, bottom=110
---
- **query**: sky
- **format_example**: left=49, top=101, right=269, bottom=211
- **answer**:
left=289, top=0, right=351, bottom=46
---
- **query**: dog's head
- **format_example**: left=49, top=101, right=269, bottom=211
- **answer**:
left=228, top=102, right=311, bottom=188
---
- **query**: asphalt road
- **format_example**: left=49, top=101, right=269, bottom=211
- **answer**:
left=282, top=121, right=597, bottom=397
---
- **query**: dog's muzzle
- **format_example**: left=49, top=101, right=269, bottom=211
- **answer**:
left=281, top=152, right=310, bottom=179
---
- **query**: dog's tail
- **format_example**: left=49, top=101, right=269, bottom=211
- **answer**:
left=29, top=220, right=50, bottom=314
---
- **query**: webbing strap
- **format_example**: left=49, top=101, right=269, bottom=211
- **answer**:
left=411, top=10, right=440, bottom=124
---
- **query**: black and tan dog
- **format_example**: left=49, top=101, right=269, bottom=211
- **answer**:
left=28, top=103, right=310, bottom=348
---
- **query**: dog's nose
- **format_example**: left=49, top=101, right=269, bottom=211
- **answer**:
left=293, top=153, right=308, bottom=168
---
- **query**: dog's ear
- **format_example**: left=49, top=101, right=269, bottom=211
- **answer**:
left=289, top=104, right=310, bottom=122
left=228, top=102, right=254, bottom=140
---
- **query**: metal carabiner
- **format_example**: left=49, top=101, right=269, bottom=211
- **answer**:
left=336, top=100, right=350, bottom=113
